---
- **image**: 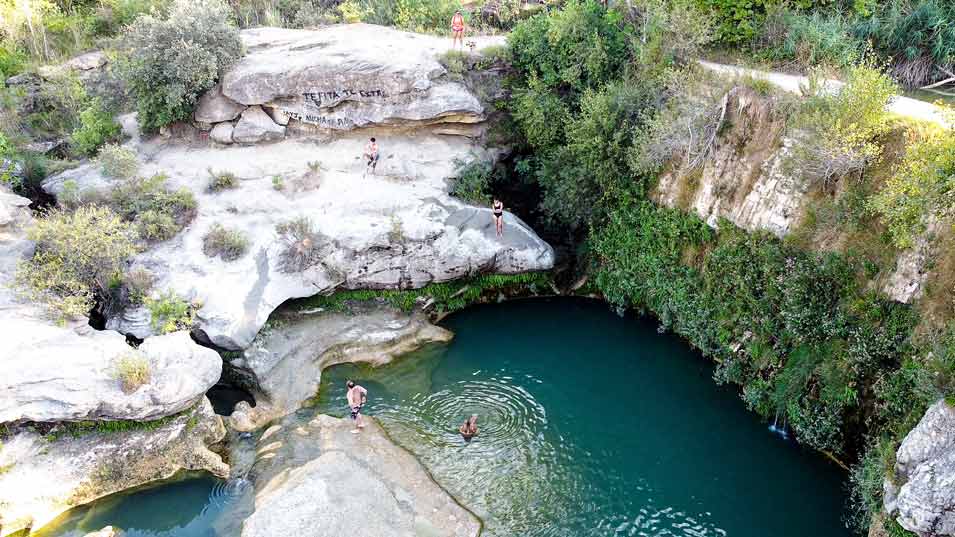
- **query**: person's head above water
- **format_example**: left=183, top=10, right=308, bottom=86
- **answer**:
left=369, top=137, right=375, bottom=143
left=346, top=380, right=355, bottom=389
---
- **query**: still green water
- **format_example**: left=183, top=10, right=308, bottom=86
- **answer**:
left=314, top=298, right=853, bottom=537
left=42, top=297, right=852, bottom=537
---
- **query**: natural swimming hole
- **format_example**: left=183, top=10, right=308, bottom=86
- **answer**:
left=43, top=297, right=853, bottom=537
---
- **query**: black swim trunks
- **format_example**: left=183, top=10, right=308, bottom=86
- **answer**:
left=350, top=405, right=363, bottom=420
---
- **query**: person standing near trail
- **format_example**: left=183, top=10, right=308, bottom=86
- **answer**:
left=346, top=380, right=368, bottom=433
left=363, top=137, right=379, bottom=176
left=451, top=10, right=466, bottom=50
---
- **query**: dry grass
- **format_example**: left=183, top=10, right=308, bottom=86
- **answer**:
left=113, top=352, right=151, bottom=393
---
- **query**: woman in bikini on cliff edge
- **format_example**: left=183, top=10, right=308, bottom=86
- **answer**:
left=492, top=199, right=504, bottom=237
left=451, top=10, right=465, bottom=50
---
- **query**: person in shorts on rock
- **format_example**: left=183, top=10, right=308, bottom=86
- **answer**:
left=346, top=380, right=368, bottom=433
left=363, top=137, right=379, bottom=176
left=451, top=11, right=466, bottom=50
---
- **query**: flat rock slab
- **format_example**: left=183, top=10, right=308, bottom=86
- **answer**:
left=242, top=414, right=479, bottom=537
left=0, top=399, right=227, bottom=537
left=228, top=304, right=453, bottom=431
left=44, top=128, right=554, bottom=350
left=0, top=325, right=222, bottom=423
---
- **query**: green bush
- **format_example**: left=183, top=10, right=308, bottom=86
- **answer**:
left=394, top=0, right=461, bottom=33
left=16, top=206, right=138, bottom=321
left=144, top=291, right=195, bottom=333
left=121, top=267, right=155, bottom=306
left=450, top=159, right=492, bottom=205
left=88, top=0, right=169, bottom=36
left=95, top=143, right=139, bottom=179
left=276, top=216, right=322, bottom=272
left=25, top=71, right=87, bottom=140
left=0, top=45, right=27, bottom=78
left=789, top=64, right=898, bottom=188
left=439, top=50, right=468, bottom=81
left=106, top=173, right=197, bottom=242
left=207, top=169, right=238, bottom=192
left=71, top=99, right=122, bottom=157
left=120, top=0, right=242, bottom=132
left=869, top=127, right=955, bottom=248
left=202, top=222, right=249, bottom=261
left=759, top=7, right=862, bottom=70
left=112, top=351, right=151, bottom=393
left=852, top=0, right=955, bottom=88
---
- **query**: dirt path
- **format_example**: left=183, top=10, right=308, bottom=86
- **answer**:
left=698, top=60, right=953, bottom=128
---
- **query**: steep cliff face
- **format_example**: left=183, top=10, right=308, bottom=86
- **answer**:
left=654, top=86, right=805, bottom=238
left=653, top=84, right=943, bottom=306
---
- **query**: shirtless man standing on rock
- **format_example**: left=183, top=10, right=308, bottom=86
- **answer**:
left=346, top=380, right=368, bottom=433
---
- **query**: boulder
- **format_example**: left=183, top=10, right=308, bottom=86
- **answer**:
left=241, top=414, right=479, bottom=537
left=66, top=51, right=108, bottom=71
left=228, top=304, right=453, bottom=430
left=263, top=106, right=290, bottom=126
left=885, top=400, right=955, bottom=536
left=219, top=25, right=498, bottom=131
left=0, top=328, right=223, bottom=423
left=232, top=106, right=285, bottom=144
left=0, top=399, right=227, bottom=537
left=194, top=84, right=246, bottom=124
left=210, top=122, right=235, bottom=144
left=44, top=131, right=555, bottom=350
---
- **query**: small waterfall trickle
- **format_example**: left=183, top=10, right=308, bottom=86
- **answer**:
left=768, top=411, right=790, bottom=439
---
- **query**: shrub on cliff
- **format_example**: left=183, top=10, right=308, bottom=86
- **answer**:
left=276, top=217, right=322, bottom=273
left=100, top=173, right=197, bottom=242
left=95, top=144, right=139, bottom=180
left=202, top=223, right=249, bottom=261
left=870, top=127, right=955, bottom=248
left=17, top=206, right=138, bottom=321
left=119, top=0, right=242, bottom=132
left=112, top=351, right=151, bottom=393
left=789, top=64, right=897, bottom=188
left=71, top=100, right=122, bottom=157
left=450, top=159, right=492, bottom=205
left=145, top=291, right=196, bottom=333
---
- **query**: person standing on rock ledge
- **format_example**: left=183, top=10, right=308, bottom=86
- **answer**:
left=346, top=380, right=368, bottom=433
left=451, top=11, right=466, bottom=50
left=492, top=199, right=505, bottom=237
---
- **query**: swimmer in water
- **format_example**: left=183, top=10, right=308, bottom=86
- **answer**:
left=459, top=414, right=478, bottom=440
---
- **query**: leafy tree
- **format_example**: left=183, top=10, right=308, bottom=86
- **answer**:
left=119, top=0, right=242, bottom=131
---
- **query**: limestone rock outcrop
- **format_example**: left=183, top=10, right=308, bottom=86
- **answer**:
left=0, top=327, right=223, bottom=423
left=214, top=24, right=500, bottom=134
left=654, top=86, right=806, bottom=238
left=44, top=130, right=554, bottom=350
left=0, top=398, right=227, bottom=537
left=241, top=414, right=479, bottom=537
left=885, top=400, right=955, bottom=536
left=228, top=304, right=453, bottom=431
left=0, top=185, right=222, bottom=425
